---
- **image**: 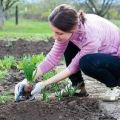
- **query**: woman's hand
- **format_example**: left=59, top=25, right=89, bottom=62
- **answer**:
left=14, top=79, right=29, bottom=102
left=31, top=82, right=45, bottom=97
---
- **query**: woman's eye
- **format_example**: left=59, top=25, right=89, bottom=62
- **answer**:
left=55, top=32, right=64, bottom=35
left=58, top=33, right=63, bottom=35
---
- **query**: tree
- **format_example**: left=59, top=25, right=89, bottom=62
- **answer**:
left=15, top=5, right=18, bottom=25
left=0, top=0, right=19, bottom=28
left=39, top=0, right=69, bottom=12
left=37, top=0, right=69, bottom=20
left=73, top=0, right=117, bottom=17
left=85, top=0, right=114, bottom=17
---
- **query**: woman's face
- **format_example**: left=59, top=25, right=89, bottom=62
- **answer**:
left=49, top=23, right=75, bottom=42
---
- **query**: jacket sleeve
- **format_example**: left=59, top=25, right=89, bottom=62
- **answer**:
left=67, top=28, right=100, bottom=74
left=38, top=40, right=69, bottom=74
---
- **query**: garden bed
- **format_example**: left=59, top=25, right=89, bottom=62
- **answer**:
left=0, top=39, right=117, bottom=120
left=0, top=38, right=53, bottom=57
left=0, top=97, right=116, bottom=120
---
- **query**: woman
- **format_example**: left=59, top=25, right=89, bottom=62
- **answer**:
left=15, top=4, right=120, bottom=101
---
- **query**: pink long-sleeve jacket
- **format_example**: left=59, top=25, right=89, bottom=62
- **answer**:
left=38, top=14, right=120, bottom=75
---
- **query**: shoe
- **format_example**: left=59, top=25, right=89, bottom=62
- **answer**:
left=60, top=82, right=89, bottom=97
left=102, top=87, right=120, bottom=102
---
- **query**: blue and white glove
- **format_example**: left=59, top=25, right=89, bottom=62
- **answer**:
left=31, top=82, right=45, bottom=98
left=14, top=79, right=29, bottom=102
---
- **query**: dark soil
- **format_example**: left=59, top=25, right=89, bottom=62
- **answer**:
left=0, top=69, right=25, bottom=94
left=0, top=97, right=116, bottom=120
left=0, top=39, right=116, bottom=120
left=0, top=38, right=53, bottom=58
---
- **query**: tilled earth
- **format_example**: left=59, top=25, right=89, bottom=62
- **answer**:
left=0, top=38, right=53, bottom=57
left=0, top=39, right=117, bottom=120
left=0, top=97, right=116, bottom=120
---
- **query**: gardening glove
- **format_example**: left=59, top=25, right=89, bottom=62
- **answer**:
left=31, top=82, right=45, bottom=97
left=14, top=78, right=29, bottom=102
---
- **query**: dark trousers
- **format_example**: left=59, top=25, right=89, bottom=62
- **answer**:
left=80, top=53, right=120, bottom=88
left=64, top=41, right=84, bottom=87
left=64, top=41, right=120, bottom=88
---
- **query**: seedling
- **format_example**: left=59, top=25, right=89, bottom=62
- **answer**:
left=42, top=90, right=49, bottom=102
left=22, top=57, right=37, bottom=98
left=2, top=56, right=16, bottom=70
left=22, top=58, right=36, bottom=84
left=43, top=70, right=56, bottom=80
left=0, top=95, right=13, bottom=103
left=17, top=54, right=45, bottom=70
left=51, top=83, right=62, bottom=101
left=0, top=91, right=13, bottom=103
left=0, top=70, right=7, bottom=81
left=65, top=85, right=77, bottom=97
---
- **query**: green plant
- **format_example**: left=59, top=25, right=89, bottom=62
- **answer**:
left=43, top=70, right=56, bottom=80
left=65, top=85, right=77, bottom=97
left=51, top=83, right=62, bottom=101
left=0, top=56, right=17, bottom=83
left=19, top=54, right=46, bottom=83
left=0, top=60, right=5, bottom=70
left=0, top=91, right=13, bottom=103
left=0, top=95, right=13, bottom=103
left=2, top=56, right=17, bottom=70
left=42, top=90, right=49, bottom=102
left=22, top=58, right=36, bottom=84
left=0, top=70, right=8, bottom=81
left=17, top=54, right=45, bottom=70
left=0, top=56, right=17, bottom=70
left=31, top=53, right=45, bottom=65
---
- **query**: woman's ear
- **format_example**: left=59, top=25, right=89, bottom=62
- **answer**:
left=70, top=25, right=78, bottom=33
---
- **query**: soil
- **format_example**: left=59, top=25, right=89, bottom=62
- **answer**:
left=0, top=39, right=117, bottom=120
left=0, top=98, right=116, bottom=120
left=0, top=38, right=53, bottom=58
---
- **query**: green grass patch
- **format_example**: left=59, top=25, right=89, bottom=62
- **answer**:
left=0, top=19, right=52, bottom=40
left=0, top=19, right=120, bottom=40
left=111, top=19, right=120, bottom=27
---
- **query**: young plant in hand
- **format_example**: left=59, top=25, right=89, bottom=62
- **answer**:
left=22, top=58, right=37, bottom=98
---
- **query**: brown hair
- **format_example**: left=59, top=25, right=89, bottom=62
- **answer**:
left=78, top=10, right=86, bottom=25
left=48, top=4, right=86, bottom=32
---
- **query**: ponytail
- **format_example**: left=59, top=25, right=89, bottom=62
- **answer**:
left=78, top=10, right=86, bottom=25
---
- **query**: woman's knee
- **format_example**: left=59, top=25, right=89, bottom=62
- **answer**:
left=79, top=55, right=90, bottom=71
left=79, top=54, right=92, bottom=73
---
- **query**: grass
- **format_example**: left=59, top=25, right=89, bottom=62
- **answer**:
left=0, top=19, right=52, bottom=40
left=0, top=19, right=120, bottom=40
left=111, top=19, right=120, bottom=27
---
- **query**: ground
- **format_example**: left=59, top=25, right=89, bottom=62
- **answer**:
left=0, top=38, right=53, bottom=58
left=0, top=39, right=119, bottom=120
left=0, top=97, right=115, bottom=120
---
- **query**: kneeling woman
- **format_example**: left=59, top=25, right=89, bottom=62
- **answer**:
left=15, top=4, right=120, bottom=102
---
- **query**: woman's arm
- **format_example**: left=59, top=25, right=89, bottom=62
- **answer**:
left=43, top=68, right=71, bottom=87
left=38, top=40, right=69, bottom=74
left=31, top=68, right=71, bottom=97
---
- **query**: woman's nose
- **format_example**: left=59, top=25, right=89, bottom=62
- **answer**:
left=53, top=33, right=59, bottom=40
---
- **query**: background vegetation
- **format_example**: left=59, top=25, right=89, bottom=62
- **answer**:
left=0, top=0, right=120, bottom=39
